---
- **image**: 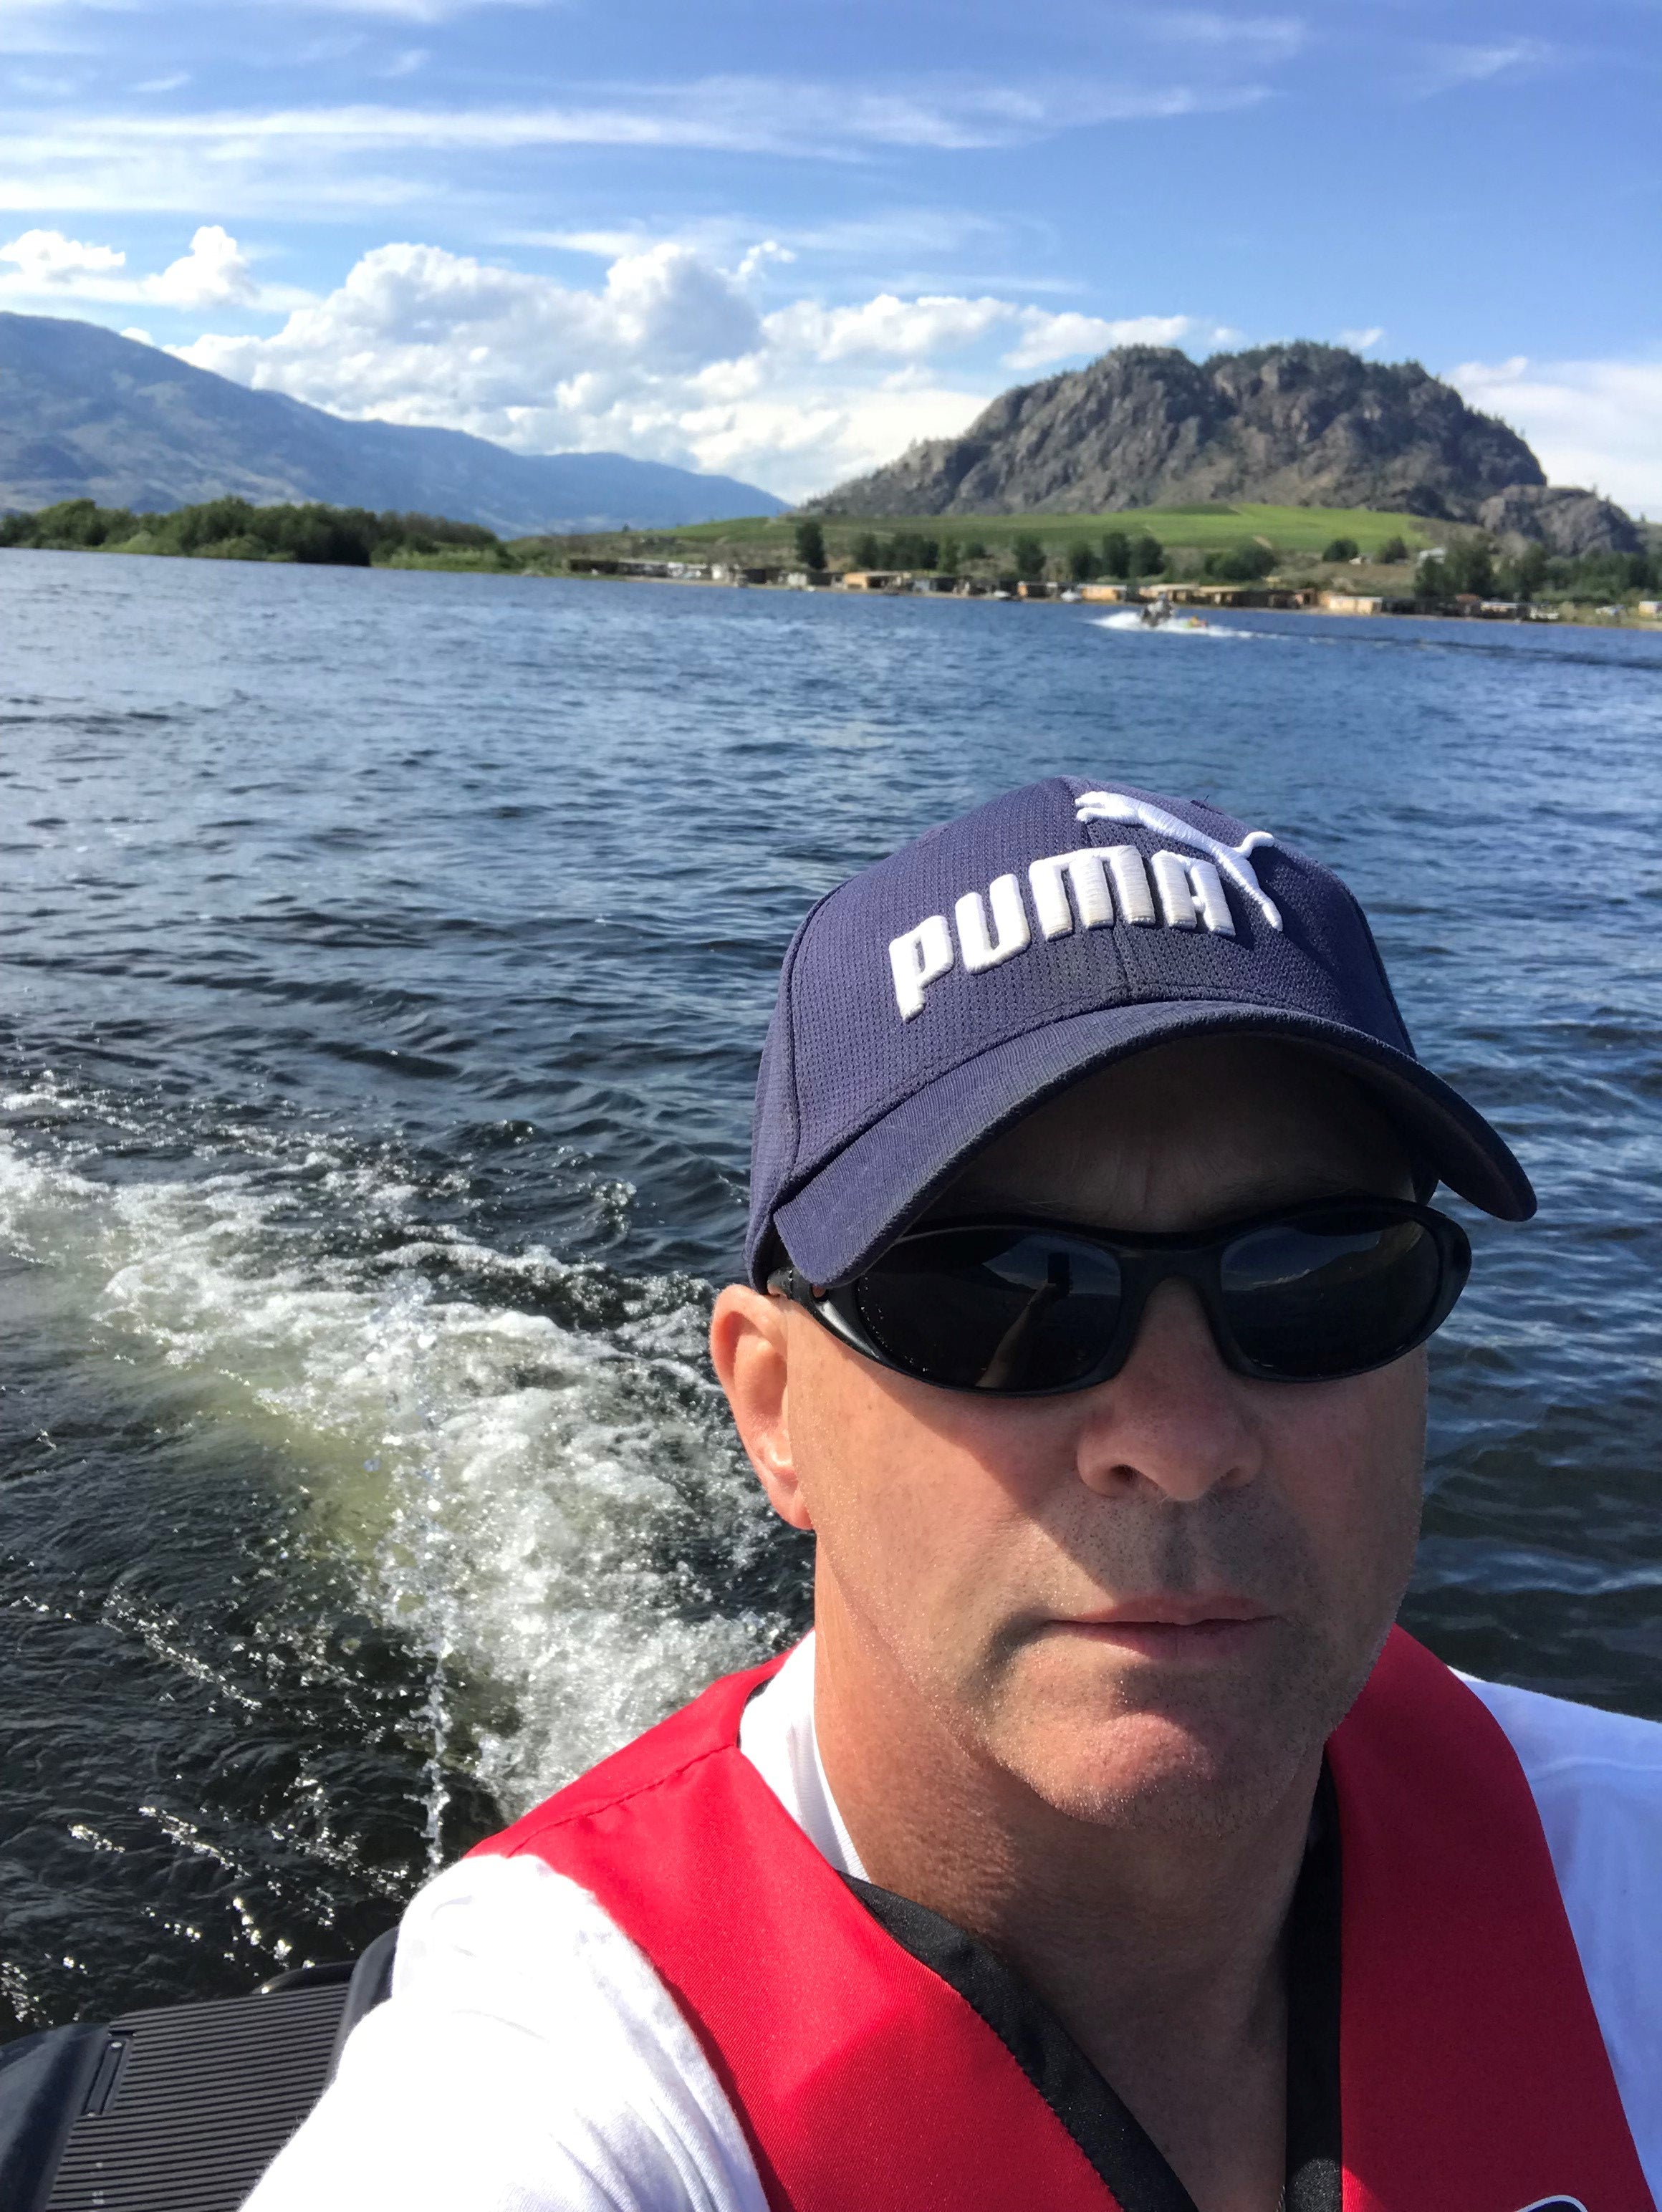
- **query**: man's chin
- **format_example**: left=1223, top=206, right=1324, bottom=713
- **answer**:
left=1008, top=1711, right=1302, bottom=1834
left=984, top=1640, right=1332, bottom=1832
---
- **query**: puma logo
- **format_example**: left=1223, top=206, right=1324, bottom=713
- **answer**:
left=1072, top=790, right=1282, bottom=931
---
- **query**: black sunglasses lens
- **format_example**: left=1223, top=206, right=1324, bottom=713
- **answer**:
left=1219, top=1208, right=1453, bottom=1378
left=854, top=1228, right=1123, bottom=1392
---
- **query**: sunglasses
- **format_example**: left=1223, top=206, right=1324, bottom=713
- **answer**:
left=769, top=1197, right=1471, bottom=1395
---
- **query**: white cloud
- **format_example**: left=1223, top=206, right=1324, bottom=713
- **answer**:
left=0, top=221, right=279, bottom=309
left=500, top=211, right=1045, bottom=294
left=510, top=229, right=651, bottom=258
left=767, top=292, right=1011, bottom=363
left=287, top=0, right=542, bottom=19
left=0, top=9, right=85, bottom=60
left=754, top=207, right=1014, bottom=268
left=147, top=223, right=257, bottom=306
left=1413, top=39, right=1553, bottom=95
left=1449, top=354, right=1662, bottom=516
left=120, top=324, right=153, bottom=345
left=752, top=294, right=1191, bottom=374
left=1156, top=12, right=1305, bottom=59
left=177, top=239, right=762, bottom=410
left=734, top=239, right=794, bottom=283
left=1001, top=310, right=1193, bottom=372
left=1336, top=324, right=1384, bottom=352
left=0, top=224, right=124, bottom=280
left=169, top=237, right=1200, bottom=500
left=0, top=72, right=1273, bottom=216
left=10, top=67, right=77, bottom=95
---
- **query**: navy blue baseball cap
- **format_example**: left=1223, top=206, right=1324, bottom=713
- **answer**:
left=745, top=777, right=1534, bottom=1287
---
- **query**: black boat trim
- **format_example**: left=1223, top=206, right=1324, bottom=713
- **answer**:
left=0, top=1930, right=400, bottom=2212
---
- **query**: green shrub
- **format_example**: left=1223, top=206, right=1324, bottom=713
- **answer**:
left=1498, top=543, right=1549, bottom=600
left=793, top=517, right=827, bottom=569
left=1, top=498, right=140, bottom=549
left=1098, top=530, right=1131, bottom=579
left=1417, top=539, right=1503, bottom=600
left=1204, top=540, right=1276, bottom=582
left=1442, top=538, right=1497, bottom=597
left=380, top=511, right=497, bottom=549
left=197, top=534, right=276, bottom=560
left=1322, top=536, right=1360, bottom=562
left=0, top=495, right=506, bottom=570
left=884, top=529, right=941, bottom=572
left=1543, top=548, right=1656, bottom=600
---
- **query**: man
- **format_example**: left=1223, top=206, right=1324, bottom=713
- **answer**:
left=248, top=779, right=1661, bottom=2211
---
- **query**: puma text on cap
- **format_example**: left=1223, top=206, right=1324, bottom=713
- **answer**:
left=745, top=777, right=1535, bottom=1288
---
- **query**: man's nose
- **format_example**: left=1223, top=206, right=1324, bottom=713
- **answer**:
left=1073, top=1279, right=1264, bottom=1504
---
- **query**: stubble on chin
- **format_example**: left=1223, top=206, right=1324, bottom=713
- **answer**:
left=954, top=1503, right=1405, bottom=1840
left=954, top=1621, right=1327, bottom=1839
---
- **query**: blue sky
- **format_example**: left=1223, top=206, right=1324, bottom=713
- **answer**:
left=2, top=0, right=1658, bottom=507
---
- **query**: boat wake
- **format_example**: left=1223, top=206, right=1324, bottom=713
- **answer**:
left=1090, top=610, right=1262, bottom=638
left=0, top=1082, right=802, bottom=1840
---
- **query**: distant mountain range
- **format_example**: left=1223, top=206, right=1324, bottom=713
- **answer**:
left=0, top=313, right=783, bottom=534
left=808, top=342, right=1642, bottom=554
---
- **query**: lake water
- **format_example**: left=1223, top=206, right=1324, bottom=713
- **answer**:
left=3, top=549, right=1660, bottom=2032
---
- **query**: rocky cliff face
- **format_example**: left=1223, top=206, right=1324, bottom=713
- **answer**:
left=1474, top=483, right=1643, bottom=557
left=809, top=342, right=1546, bottom=521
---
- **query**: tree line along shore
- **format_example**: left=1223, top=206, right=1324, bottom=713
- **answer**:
left=4, top=494, right=1659, bottom=626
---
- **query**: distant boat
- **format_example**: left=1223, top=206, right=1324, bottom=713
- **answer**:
left=1094, top=604, right=1210, bottom=635
left=1135, top=594, right=1207, bottom=632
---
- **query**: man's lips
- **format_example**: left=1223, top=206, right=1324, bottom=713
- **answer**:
left=1064, top=1595, right=1272, bottom=1628
left=1043, top=1595, right=1275, bottom=1653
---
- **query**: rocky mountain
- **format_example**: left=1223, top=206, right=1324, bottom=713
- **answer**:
left=0, top=313, right=782, bottom=534
left=1473, top=483, right=1643, bottom=558
left=809, top=342, right=1550, bottom=523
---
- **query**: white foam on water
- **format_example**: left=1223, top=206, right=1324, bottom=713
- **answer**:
left=1090, top=611, right=1264, bottom=639
left=0, top=1117, right=789, bottom=1836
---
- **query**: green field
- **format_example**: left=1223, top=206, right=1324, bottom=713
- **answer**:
left=928, top=504, right=1436, bottom=555
left=540, top=502, right=1434, bottom=567
left=1, top=490, right=1440, bottom=585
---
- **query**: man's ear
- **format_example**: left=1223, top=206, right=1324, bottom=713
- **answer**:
left=710, top=1286, right=814, bottom=1531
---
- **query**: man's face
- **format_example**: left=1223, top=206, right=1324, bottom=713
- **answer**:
left=759, top=1037, right=1428, bottom=1836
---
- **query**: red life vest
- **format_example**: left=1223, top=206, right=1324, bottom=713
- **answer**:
left=471, top=1627, right=1652, bottom=2212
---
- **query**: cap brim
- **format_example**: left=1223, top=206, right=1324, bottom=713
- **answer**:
left=767, top=999, right=1536, bottom=1286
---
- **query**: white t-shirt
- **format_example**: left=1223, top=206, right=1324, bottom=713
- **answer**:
left=242, top=1638, right=1662, bottom=2210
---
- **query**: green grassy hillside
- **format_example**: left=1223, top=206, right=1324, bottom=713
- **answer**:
left=537, top=502, right=1433, bottom=569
